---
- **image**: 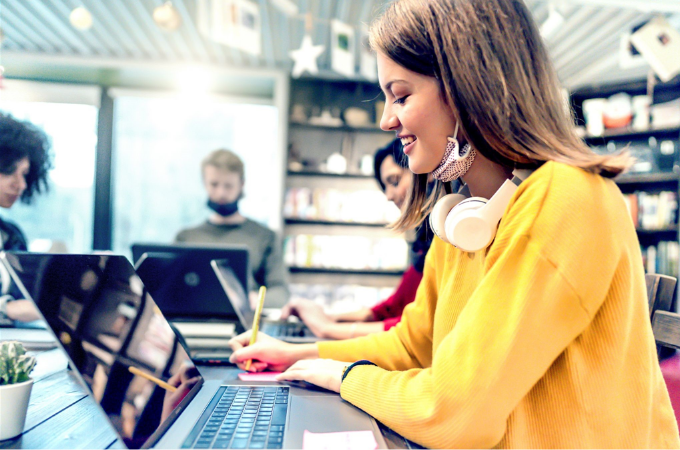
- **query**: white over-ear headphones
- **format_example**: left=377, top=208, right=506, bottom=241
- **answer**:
left=429, top=169, right=532, bottom=252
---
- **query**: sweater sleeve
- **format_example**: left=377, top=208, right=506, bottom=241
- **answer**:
left=318, top=245, right=438, bottom=371
left=340, top=235, right=598, bottom=448
left=371, top=266, right=423, bottom=321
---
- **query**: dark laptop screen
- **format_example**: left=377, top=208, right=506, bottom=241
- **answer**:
left=210, top=259, right=253, bottom=330
left=3, top=253, right=203, bottom=449
left=131, top=244, right=249, bottom=321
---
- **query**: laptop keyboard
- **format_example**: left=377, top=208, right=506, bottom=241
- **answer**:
left=183, top=386, right=289, bottom=449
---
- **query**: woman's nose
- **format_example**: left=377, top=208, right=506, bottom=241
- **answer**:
left=380, top=104, right=400, bottom=131
left=15, top=173, right=27, bottom=192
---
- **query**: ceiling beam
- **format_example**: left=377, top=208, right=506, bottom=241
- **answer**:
left=4, top=0, right=72, bottom=53
left=172, top=0, right=221, bottom=65
left=74, top=0, right=143, bottom=59
left=49, top=0, right=127, bottom=57
left=106, top=0, right=163, bottom=60
left=15, top=0, right=98, bottom=56
left=554, top=11, right=643, bottom=74
left=1, top=3, right=57, bottom=53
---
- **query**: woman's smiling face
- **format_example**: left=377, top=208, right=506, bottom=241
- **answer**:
left=378, top=53, right=457, bottom=175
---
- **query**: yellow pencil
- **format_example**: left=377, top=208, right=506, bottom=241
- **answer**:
left=245, top=286, right=267, bottom=372
left=128, top=366, right=177, bottom=392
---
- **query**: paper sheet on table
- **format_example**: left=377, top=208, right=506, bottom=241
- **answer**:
left=237, top=371, right=282, bottom=381
left=302, top=430, right=378, bottom=450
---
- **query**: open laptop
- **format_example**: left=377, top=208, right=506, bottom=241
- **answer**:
left=210, top=259, right=322, bottom=344
left=1, top=252, right=387, bottom=449
left=132, top=243, right=249, bottom=323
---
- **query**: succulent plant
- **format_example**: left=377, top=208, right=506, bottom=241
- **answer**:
left=0, top=341, right=36, bottom=385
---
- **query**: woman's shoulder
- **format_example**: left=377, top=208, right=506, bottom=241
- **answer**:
left=516, top=161, right=620, bottom=216
left=505, top=161, right=632, bottom=248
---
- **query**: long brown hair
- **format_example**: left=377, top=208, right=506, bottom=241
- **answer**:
left=370, top=0, right=633, bottom=231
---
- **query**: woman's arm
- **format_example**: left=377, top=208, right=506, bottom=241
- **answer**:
left=370, top=266, right=423, bottom=321
left=320, top=321, right=385, bottom=339
left=330, top=308, right=374, bottom=322
left=337, top=236, right=606, bottom=448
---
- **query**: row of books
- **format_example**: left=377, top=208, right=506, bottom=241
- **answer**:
left=642, top=241, right=679, bottom=277
left=283, top=234, right=409, bottom=270
left=283, top=187, right=400, bottom=223
left=289, top=284, right=395, bottom=315
left=623, top=191, right=678, bottom=229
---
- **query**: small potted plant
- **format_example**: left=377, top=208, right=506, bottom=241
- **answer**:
left=0, top=341, right=37, bottom=441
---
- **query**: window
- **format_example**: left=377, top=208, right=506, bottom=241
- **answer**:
left=0, top=81, right=99, bottom=253
left=111, top=92, right=281, bottom=257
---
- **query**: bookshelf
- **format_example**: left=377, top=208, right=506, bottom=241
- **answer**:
left=284, top=77, right=406, bottom=308
left=571, top=79, right=680, bottom=281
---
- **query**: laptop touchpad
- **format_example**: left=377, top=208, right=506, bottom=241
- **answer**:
left=286, top=396, right=380, bottom=448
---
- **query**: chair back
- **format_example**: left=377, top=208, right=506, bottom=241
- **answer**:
left=646, top=273, right=677, bottom=319
left=647, top=274, right=679, bottom=354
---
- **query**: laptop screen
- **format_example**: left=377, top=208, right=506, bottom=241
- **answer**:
left=131, top=244, right=249, bottom=321
left=3, top=253, right=204, bottom=449
left=210, top=259, right=253, bottom=331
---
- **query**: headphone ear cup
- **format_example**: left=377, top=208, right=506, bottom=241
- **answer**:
left=444, top=197, right=496, bottom=252
left=430, top=194, right=467, bottom=244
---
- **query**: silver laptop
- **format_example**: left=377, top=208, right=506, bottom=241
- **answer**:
left=210, top=259, right=322, bottom=344
left=1, top=252, right=386, bottom=449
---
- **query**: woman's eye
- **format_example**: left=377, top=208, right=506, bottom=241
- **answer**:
left=393, top=95, right=408, bottom=105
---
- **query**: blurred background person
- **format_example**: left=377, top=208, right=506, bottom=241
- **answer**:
left=280, top=139, right=437, bottom=339
left=0, top=112, right=52, bottom=322
left=0, top=112, right=51, bottom=251
left=175, top=149, right=289, bottom=308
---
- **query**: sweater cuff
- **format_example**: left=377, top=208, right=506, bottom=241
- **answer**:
left=339, top=364, right=379, bottom=402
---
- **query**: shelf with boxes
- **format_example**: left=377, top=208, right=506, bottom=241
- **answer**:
left=572, top=78, right=680, bottom=279
left=284, top=77, right=406, bottom=307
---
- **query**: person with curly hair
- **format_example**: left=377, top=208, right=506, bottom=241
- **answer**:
left=0, top=112, right=52, bottom=322
left=0, top=112, right=52, bottom=250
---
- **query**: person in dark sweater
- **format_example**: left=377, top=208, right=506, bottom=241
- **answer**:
left=0, top=112, right=52, bottom=322
left=279, top=139, right=436, bottom=339
left=175, top=149, right=289, bottom=308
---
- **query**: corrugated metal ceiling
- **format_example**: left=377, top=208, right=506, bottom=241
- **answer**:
left=0, top=0, right=678, bottom=90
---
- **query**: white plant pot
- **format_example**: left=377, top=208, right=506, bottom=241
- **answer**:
left=0, top=379, right=33, bottom=441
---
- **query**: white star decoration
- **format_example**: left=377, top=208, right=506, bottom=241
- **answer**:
left=289, top=34, right=325, bottom=78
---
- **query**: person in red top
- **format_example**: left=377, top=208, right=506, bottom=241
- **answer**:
left=280, top=139, right=435, bottom=339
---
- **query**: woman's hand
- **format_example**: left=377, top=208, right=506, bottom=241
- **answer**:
left=274, top=359, right=348, bottom=393
left=280, top=299, right=333, bottom=338
left=6, top=299, right=40, bottom=322
left=229, top=330, right=316, bottom=372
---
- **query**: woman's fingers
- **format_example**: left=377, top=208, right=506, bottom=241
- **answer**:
left=228, top=330, right=253, bottom=351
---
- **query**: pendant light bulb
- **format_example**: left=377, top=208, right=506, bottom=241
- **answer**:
left=70, top=7, right=93, bottom=30
left=153, top=2, right=182, bottom=31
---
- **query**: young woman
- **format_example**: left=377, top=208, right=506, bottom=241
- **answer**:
left=279, top=140, right=434, bottom=339
left=0, top=112, right=51, bottom=251
left=0, top=113, right=51, bottom=323
left=229, top=0, right=680, bottom=447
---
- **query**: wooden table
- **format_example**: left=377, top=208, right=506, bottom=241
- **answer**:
left=0, top=332, right=420, bottom=449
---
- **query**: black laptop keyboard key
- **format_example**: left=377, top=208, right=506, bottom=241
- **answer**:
left=185, top=386, right=288, bottom=449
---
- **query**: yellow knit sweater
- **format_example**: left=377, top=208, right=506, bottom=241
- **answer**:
left=318, top=161, right=680, bottom=448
